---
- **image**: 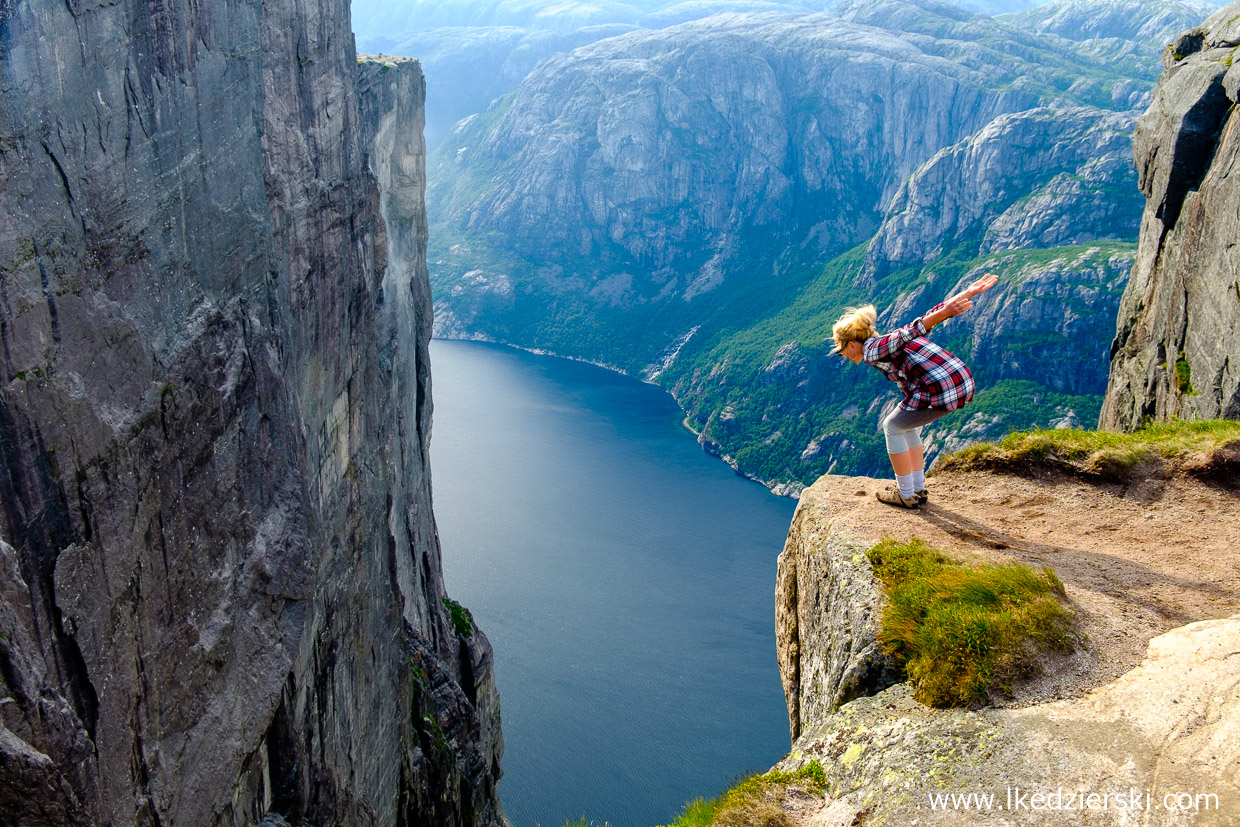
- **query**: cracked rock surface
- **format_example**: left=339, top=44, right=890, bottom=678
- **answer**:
left=0, top=6, right=501, bottom=827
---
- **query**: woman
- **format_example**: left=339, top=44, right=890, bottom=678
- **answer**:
left=831, top=273, right=998, bottom=508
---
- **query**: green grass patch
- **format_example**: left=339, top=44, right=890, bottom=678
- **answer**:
left=1174, top=353, right=1196, bottom=395
left=938, top=418, right=1240, bottom=479
left=442, top=597, right=474, bottom=638
left=657, top=762, right=827, bottom=827
left=868, top=538, right=1073, bottom=708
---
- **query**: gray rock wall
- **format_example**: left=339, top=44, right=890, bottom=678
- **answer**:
left=776, top=477, right=901, bottom=741
left=1101, top=2, right=1240, bottom=428
left=779, top=616, right=1240, bottom=825
left=0, top=4, right=500, bottom=826
left=863, top=106, right=1142, bottom=282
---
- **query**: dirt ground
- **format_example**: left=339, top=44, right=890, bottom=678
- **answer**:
left=814, top=468, right=1240, bottom=705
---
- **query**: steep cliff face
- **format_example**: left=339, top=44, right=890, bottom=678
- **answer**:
left=433, top=10, right=1047, bottom=284
left=0, top=4, right=500, bottom=826
left=862, top=107, right=1141, bottom=280
left=1101, top=2, right=1240, bottom=428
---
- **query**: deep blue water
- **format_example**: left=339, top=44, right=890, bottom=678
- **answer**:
left=428, top=340, right=797, bottom=827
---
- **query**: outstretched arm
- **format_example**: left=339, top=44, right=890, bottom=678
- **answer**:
left=920, top=273, right=998, bottom=333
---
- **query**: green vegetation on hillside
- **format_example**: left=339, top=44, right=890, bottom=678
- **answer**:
left=661, top=241, right=1134, bottom=483
left=443, top=597, right=474, bottom=638
left=867, top=538, right=1074, bottom=708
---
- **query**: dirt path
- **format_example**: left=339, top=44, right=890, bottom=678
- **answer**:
left=813, top=469, right=1240, bottom=704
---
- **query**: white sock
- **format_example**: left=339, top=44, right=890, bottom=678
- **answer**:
left=896, top=473, right=915, bottom=498
left=912, top=470, right=926, bottom=491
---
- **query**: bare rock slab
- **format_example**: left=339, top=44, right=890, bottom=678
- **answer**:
left=781, top=614, right=1240, bottom=825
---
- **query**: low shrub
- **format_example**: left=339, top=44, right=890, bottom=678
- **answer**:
left=442, top=597, right=473, bottom=638
left=867, top=538, right=1073, bottom=708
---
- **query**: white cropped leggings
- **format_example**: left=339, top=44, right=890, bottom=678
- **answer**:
left=882, top=406, right=950, bottom=455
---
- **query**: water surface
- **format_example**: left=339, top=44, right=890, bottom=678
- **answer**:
left=429, top=339, right=797, bottom=827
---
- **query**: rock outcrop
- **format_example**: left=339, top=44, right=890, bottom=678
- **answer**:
left=1101, top=2, right=1240, bottom=428
left=862, top=107, right=1142, bottom=282
left=775, top=487, right=900, bottom=741
left=779, top=616, right=1240, bottom=825
left=0, top=5, right=500, bottom=827
left=771, top=467, right=1240, bottom=824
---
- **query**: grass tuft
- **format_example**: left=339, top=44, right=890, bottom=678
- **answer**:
left=867, top=539, right=1073, bottom=708
left=936, top=419, right=1240, bottom=481
left=656, top=762, right=827, bottom=827
left=441, top=597, right=474, bottom=638
left=1174, top=353, right=1196, bottom=395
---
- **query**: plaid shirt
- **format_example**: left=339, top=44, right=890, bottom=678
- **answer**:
left=863, top=304, right=974, bottom=411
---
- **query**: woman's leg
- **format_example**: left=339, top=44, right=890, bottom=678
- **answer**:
left=906, top=429, right=926, bottom=494
left=888, top=446, right=916, bottom=475
left=882, top=411, right=919, bottom=496
left=882, top=409, right=948, bottom=501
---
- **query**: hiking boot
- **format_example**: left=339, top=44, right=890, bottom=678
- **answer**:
left=876, top=485, right=920, bottom=509
left=915, top=488, right=929, bottom=505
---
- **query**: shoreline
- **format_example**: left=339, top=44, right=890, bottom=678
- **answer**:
left=431, top=334, right=804, bottom=499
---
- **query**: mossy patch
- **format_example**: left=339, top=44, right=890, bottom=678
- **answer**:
left=937, top=419, right=1240, bottom=482
left=1174, top=353, right=1196, bottom=395
left=867, top=538, right=1073, bottom=708
left=442, top=597, right=473, bottom=638
left=655, top=762, right=827, bottom=827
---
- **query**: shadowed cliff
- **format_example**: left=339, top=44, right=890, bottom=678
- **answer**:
left=0, top=3, right=501, bottom=825
left=1102, top=2, right=1240, bottom=427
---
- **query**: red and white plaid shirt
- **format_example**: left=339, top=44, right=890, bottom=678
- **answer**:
left=863, top=304, right=974, bottom=411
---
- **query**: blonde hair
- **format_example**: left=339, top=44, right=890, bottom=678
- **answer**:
left=832, top=304, right=878, bottom=352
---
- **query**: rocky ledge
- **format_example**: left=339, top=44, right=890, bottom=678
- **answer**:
left=773, top=469, right=1240, bottom=824
left=779, top=615, right=1240, bottom=825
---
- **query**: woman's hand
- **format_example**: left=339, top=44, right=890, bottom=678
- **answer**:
left=920, top=272, right=1000, bottom=330
left=964, top=273, right=999, bottom=299
left=944, top=273, right=998, bottom=317
left=942, top=293, right=973, bottom=318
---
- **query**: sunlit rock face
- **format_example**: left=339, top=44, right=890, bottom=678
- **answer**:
left=1102, top=2, right=1240, bottom=429
left=0, top=5, right=501, bottom=826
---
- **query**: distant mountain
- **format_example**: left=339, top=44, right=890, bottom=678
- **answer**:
left=351, top=0, right=1058, bottom=145
left=1003, top=0, right=1221, bottom=44
left=422, top=0, right=1203, bottom=487
left=353, top=0, right=830, bottom=34
left=363, top=25, right=641, bottom=147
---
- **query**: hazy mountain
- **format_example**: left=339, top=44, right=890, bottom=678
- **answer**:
left=351, top=0, right=1056, bottom=146
left=1004, top=0, right=1222, bottom=44
left=353, top=0, right=832, bottom=34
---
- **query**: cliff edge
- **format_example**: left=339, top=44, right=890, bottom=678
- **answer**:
left=758, top=7, right=1240, bottom=822
left=0, top=5, right=500, bottom=826
left=772, top=468, right=1240, bottom=824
